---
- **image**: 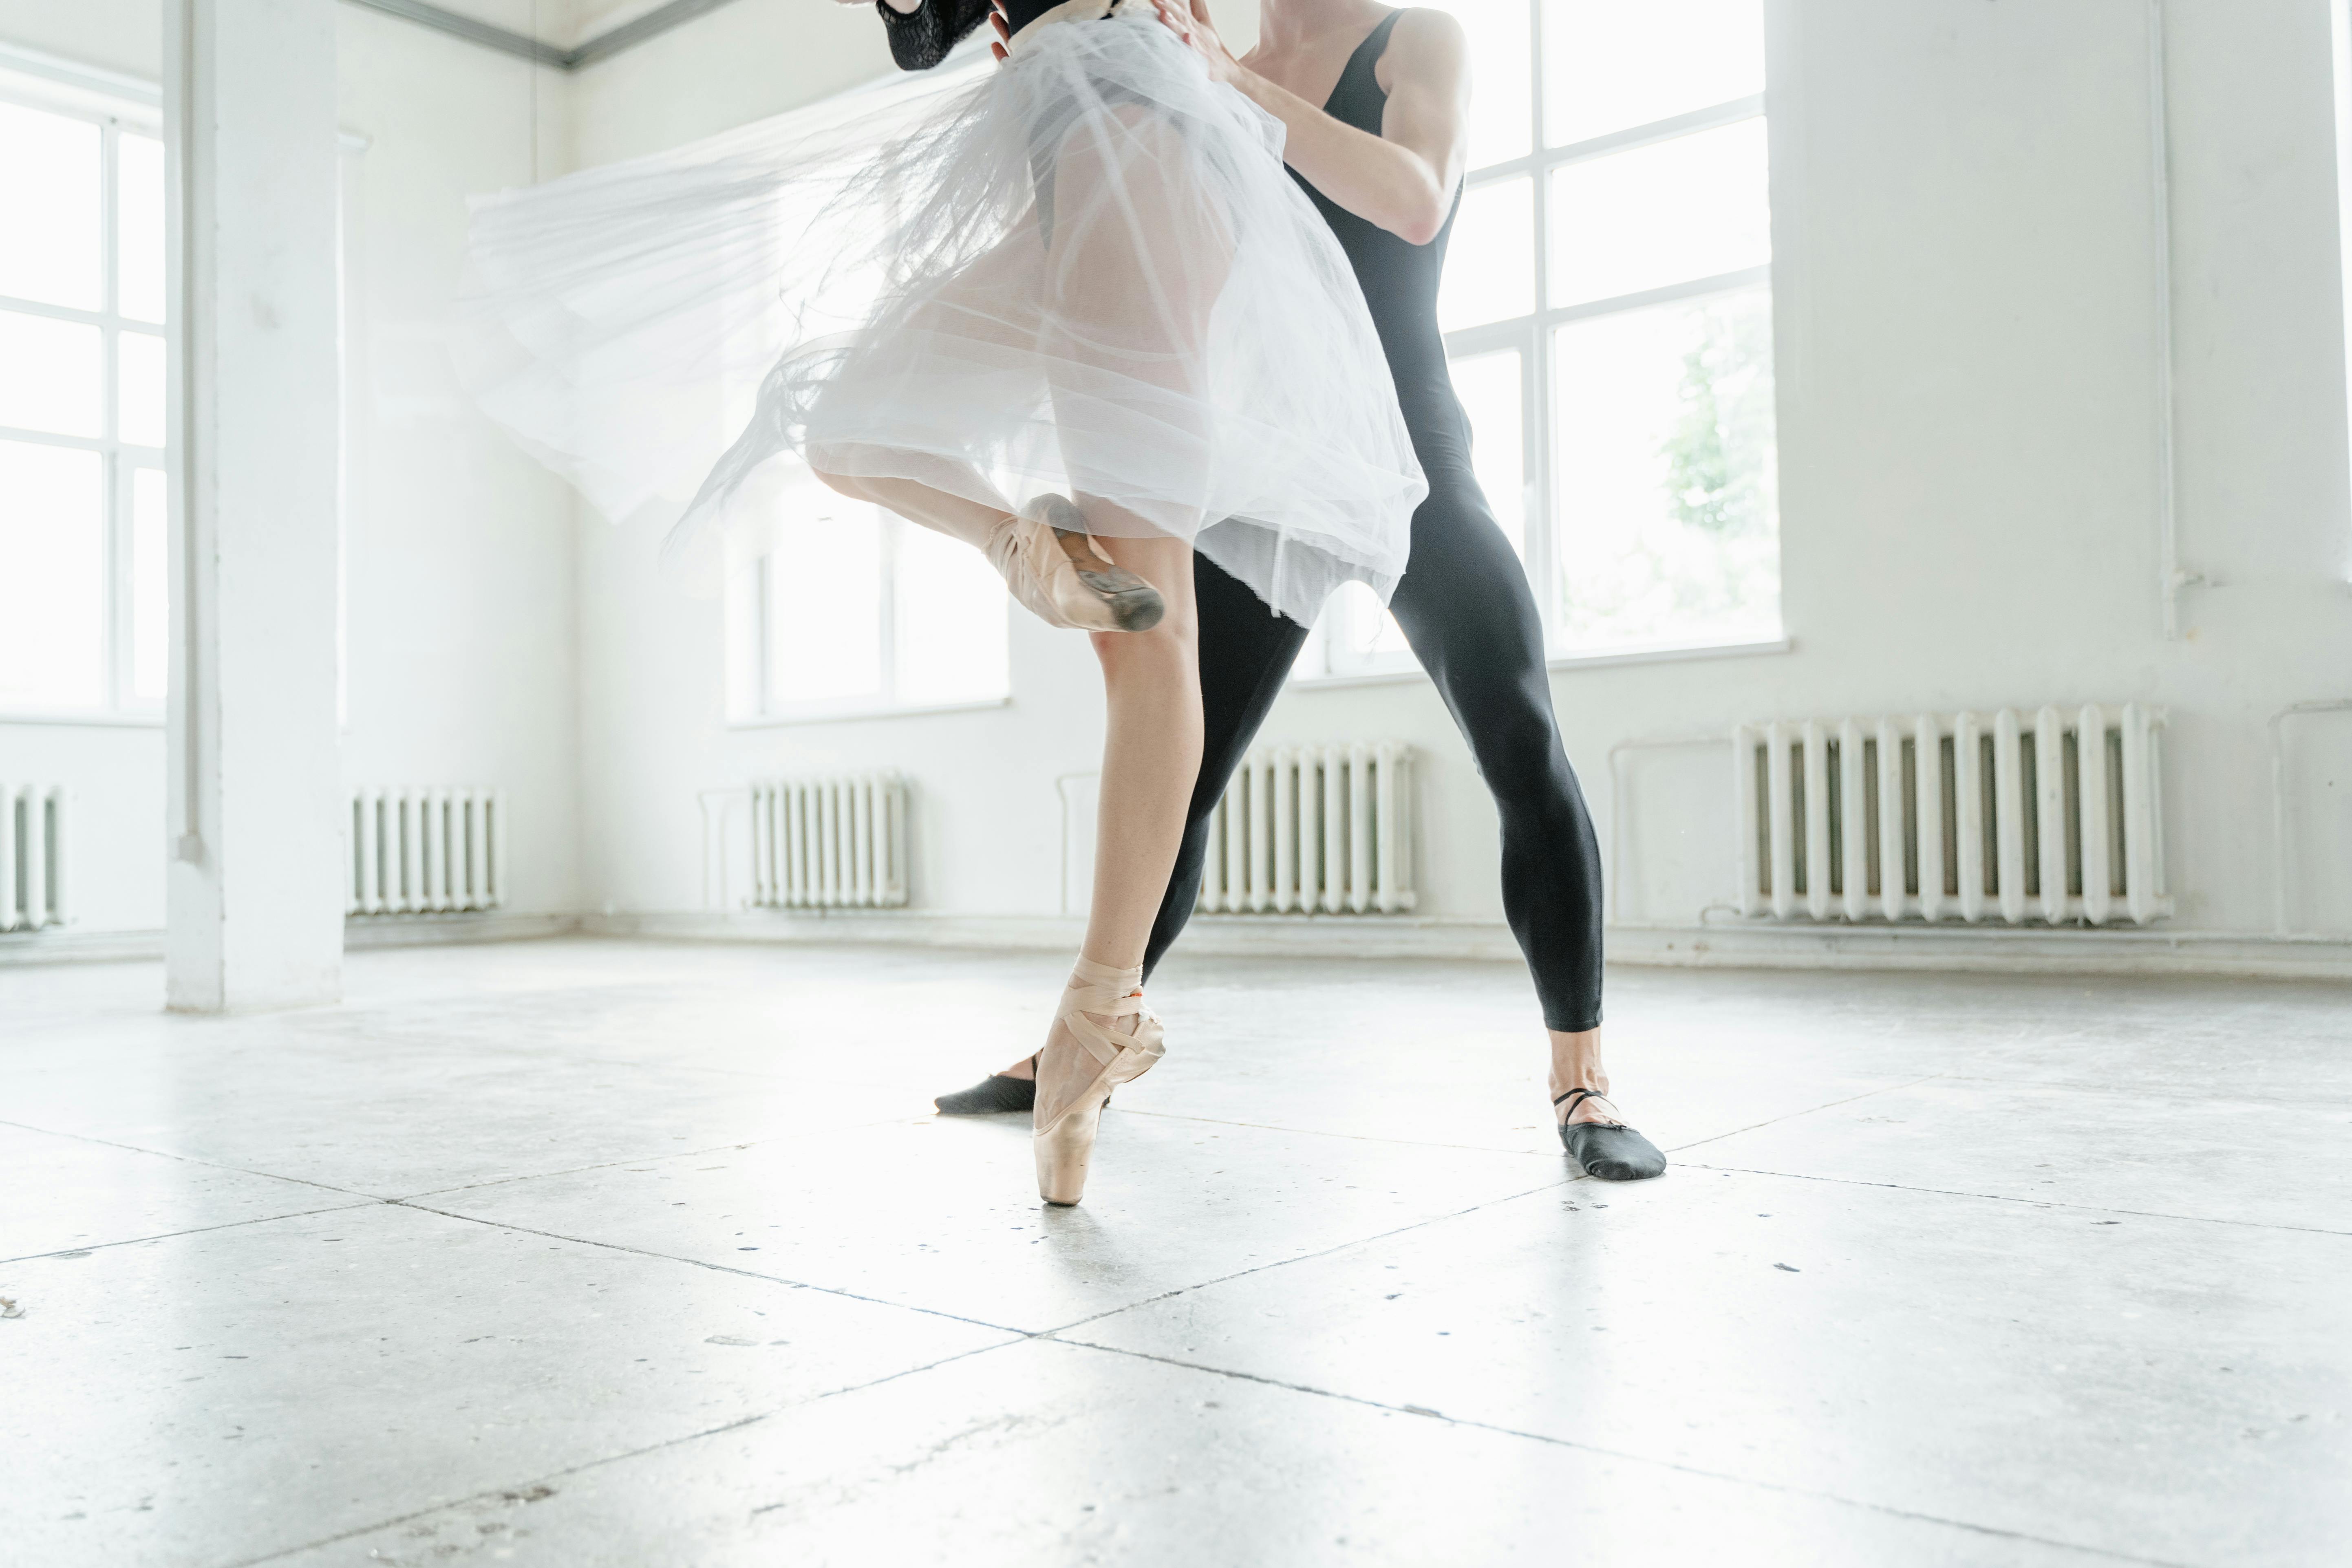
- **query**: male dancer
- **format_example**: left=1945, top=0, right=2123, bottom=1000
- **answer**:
left=908, top=0, right=1666, bottom=1180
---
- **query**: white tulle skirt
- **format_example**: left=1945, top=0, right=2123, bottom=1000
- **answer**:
left=460, top=7, right=1425, bottom=621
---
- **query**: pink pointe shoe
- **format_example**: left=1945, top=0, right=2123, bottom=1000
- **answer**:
left=1033, top=956, right=1165, bottom=1206
left=985, top=494, right=1165, bottom=633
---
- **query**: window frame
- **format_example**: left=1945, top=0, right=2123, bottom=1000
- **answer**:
left=1300, top=3, right=1786, bottom=684
left=726, top=502, right=1013, bottom=729
left=0, top=59, right=168, bottom=725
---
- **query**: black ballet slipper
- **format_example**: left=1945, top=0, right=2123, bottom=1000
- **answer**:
left=932, top=1054, right=1116, bottom=1117
left=1553, top=1088, right=1668, bottom=1182
left=934, top=1066, right=1038, bottom=1116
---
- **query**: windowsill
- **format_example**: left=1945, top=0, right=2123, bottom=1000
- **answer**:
left=1292, top=634, right=1793, bottom=691
left=0, top=709, right=164, bottom=729
left=727, top=695, right=1012, bottom=730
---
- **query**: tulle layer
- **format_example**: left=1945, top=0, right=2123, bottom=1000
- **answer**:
left=460, top=9, right=1425, bottom=620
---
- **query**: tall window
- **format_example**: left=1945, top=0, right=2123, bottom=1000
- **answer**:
left=0, top=82, right=167, bottom=718
left=724, top=57, right=1013, bottom=726
left=727, top=482, right=1011, bottom=723
left=1307, top=0, right=1781, bottom=679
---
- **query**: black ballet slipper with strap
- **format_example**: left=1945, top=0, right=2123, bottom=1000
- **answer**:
left=1553, top=1088, right=1668, bottom=1182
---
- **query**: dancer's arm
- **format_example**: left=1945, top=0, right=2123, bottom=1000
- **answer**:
left=1153, top=1, right=1469, bottom=245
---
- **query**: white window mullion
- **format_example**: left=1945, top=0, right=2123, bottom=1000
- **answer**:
left=877, top=515, right=902, bottom=706
left=100, top=122, right=124, bottom=707
left=1524, top=0, right=1559, bottom=648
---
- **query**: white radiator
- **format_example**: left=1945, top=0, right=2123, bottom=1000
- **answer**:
left=1734, top=704, right=2171, bottom=926
left=0, top=782, right=65, bottom=933
left=347, top=788, right=507, bottom=916
left=749, top=774, right=909, bottom=909
left=1197, top=743, right=1416, bottom=915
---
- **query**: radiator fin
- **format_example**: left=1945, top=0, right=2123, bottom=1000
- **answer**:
left=0, top=783, right=66, bottom=933
left=1196, top=743, right=1416, bottom=916
left=1734, top=705, right=2169, bottom=926
left=749, top=774, right=909, bottom=909
left=348, top=788, right=507, bottom=916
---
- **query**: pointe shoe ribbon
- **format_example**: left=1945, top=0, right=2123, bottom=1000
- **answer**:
left=982, top=513, right=1082, bottom=631
left=1052, top=956, right=1165, bottom=1084
left=1034, top=956, right=1164, bottom=1206
left=983, top=498, right=1165, bottom=634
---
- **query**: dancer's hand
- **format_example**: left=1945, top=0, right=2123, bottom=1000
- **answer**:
left=991, top=0, right=1011, bottom=62
left=1152, top=0, right=1241, bottom=83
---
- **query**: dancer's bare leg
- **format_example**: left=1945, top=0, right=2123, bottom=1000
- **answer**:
left=1029, top=521, right=1201, bottom=1176
left=1549, top=1029, right=1612, bottom=1123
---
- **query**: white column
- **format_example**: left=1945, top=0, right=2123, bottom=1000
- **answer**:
left=164, top=0, right=344, bottom=1012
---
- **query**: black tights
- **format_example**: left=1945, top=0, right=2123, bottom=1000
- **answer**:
left=1142, top=472, right=1605, bottom=1032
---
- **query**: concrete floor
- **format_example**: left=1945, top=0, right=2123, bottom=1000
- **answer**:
left=0, top=939, right=2345, bottom=1567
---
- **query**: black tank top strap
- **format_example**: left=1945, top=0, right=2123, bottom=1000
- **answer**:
left=1288, top=7, right=1472, bottom=481
left=1324, top=9, right=1408, bottom=126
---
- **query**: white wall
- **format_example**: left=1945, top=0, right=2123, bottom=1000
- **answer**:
left=7, top=0, right=2343, bottom=967
left=334, top=5, right=581, bottom=923
left=0, top=0, right=582, bottom=944
left=566, top=0, right=2352, bottom=968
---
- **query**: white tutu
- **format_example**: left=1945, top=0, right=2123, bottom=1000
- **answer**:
left=460, top=7, right=1425, bottom=621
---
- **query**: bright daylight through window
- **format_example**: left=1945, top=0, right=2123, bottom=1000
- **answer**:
left=0, top=86, right=167, bottom=719
left=1306, top=0, right=1781, bottom=678
left=728, top=66, right=1013, bottom=725
left=728, top=479, right=1012, bottom=724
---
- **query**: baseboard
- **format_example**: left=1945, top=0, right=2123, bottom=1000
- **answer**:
left=0, top=913, right=582, bottom=967
left=0, top=928, right=164, bottom=965
left=1605, top=922, right=2352, bottom=979
left=21, top=910, right=2338, bottom=981
left=580, top=908, right=2352, bottom=980
left=344, top=912, right=582, bottom=948
left=582, top=909, right=1090, bottom=951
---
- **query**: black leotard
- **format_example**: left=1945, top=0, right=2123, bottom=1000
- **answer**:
left=1287, top=12, right=1469, bottom=486
left=1150, top=11, right=1608, bottom=1032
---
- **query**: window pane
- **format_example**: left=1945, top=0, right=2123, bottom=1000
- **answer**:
left=1426, top=0, right=1531, bottom=166
left=1329, top=579, right=1411, bottom=663
left=1436, top=175, right=1533, bottom=331
left=0, top=440, right=106, bottom=709
left=1544, top=0, right=1765, bottom=147
left=892, top=518, right=1008, bottom=706
left=765, top=499, right=881, bottom=705
left=0, top=310, right=104, bottom=438
left=0, top=102, right=102, bottom=311
left=119, top=330, right=166, bottom=448
left=1450, top=349, right=1525, bottom=555
left=1552, top=286, right=1780, bottom=651
left=1549, top=118, right=1770, bottom=308
left=131, top=465, right=169, bottom=706
left=119, top=132, right=168, bottom=325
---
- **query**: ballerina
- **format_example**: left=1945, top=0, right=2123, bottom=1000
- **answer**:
left=932, top=0, right=1669, bottom=1182
left=459, top=0, right=1427, bottom=1204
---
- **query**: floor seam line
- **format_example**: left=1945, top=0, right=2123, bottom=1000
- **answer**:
left=1933, top=1072, right=2352, bottom=1109
left=210, top=1337, right=1032, bottom=1568
left=1675, top=1162, right=2352, bottom=1236
left=1661, top=1071, right=1954, bottom=1156
left=386, top=1127, right=920, bottom=1203
left=1032, top=1175, right=1579, bottom=1338
left=387, top=1200, right=1039, bottom=1338
left=0, top=1201, right=385, bottom=1266
left=0, top=1118, right=386, bottom=1202
left=1044, top=1340, right=2198, bottom=1568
